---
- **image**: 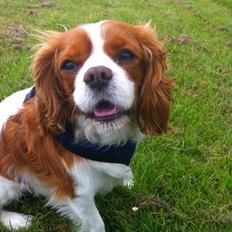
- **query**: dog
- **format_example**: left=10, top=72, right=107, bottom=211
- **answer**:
left=0, top=20, right=174, bottom=231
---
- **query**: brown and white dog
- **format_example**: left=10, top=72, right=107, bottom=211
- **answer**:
left=0, top=20, right=174, bottom=231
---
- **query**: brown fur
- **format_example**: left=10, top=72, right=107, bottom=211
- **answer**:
left=104, top=21, right=175, bottom=135
left=0, top=20, right=174, bottom=201
left=0, top=29, right=92, bottom=199
left=0, top=100, right=75, bottom=199
left=136, top=25, right=175, bottom=135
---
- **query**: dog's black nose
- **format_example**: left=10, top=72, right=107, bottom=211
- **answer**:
left=84, top=66, right=113, bottom=89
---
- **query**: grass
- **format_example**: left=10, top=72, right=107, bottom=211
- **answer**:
left=0, top=0, right=232, bottom=231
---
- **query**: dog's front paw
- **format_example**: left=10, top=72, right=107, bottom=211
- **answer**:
left=123, top=178, right=134, bottom=189
left=0, top=210, right=32, bottom=230
left=122, top=167, right=134, bottom=189
left=123, top=179, right=134, bottom=189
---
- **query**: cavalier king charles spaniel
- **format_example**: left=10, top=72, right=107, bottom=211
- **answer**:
left=0, top=20, right=174, bottom=231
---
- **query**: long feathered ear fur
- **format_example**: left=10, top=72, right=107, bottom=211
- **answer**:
left=137, top=25, right=175, bottom=135
left=32, top=32, right=70, bottom=134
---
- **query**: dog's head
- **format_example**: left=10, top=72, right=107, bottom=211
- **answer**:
left=33, top=20, right=174, bottom=143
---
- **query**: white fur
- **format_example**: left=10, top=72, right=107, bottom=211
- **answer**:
left=47, top=160, right=134, bottom=232
left=74, top=21, right=135, bottom=114
left=0, top=84, right=137, bottom=232
left=0, top=176, right=22, bottom=206
left=75, top=115, right=142, bottom=145
left=0, top=176, right=32, bottom=230
left=0, top=88, right=34, bottom=230
left=73, top=21, right=140, bottom=145
left=0, top=210, right=32, bottom=230
left=69, top=161, right=133, bottom=232
left=0, top=22, right=141, bottom=232
left=0, top=88, right=32, bottom=130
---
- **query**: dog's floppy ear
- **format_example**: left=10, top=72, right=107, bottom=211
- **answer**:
left=32, top=32, right=69, bottom=134
left=136, top=25, right=175, bottom=135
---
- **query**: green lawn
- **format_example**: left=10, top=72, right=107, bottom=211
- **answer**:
left=0, top=0, right=232, bottom=231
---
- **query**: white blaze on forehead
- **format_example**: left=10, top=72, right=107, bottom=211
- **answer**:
left=80, top=20, right=106, bottom=59
left=73, top=21, right=135, bottom=113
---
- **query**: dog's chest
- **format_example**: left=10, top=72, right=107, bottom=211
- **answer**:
left=70, top=160, right=134, bottom=196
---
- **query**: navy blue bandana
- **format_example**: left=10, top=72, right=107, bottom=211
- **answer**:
left=55, top=131, right=137, bottom=165
left=24, top=87, right=137, bottom=165
left=23, top=86, right=36, bottom=103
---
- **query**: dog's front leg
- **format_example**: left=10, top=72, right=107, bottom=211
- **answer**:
left=68, top=196, right=105, bottom=232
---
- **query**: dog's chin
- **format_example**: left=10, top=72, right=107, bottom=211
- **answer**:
left=87, top=100, right=132, bottom=133
left=94, top=114, right=130, bottom=134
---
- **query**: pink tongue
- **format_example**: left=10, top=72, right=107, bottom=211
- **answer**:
left=94, top=106, right=118, bottom=117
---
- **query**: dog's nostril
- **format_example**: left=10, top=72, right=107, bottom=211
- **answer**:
left=84, top=66, right=113, bottom=89
left=101, top=72, right=105, bottom=79
left=90, top=74, right=94, bottom=82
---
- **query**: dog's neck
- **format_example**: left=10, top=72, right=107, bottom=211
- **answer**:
left=55, top=130, right=137, bottom=165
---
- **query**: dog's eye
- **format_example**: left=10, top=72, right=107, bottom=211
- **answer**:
left=61, top=60, right=79, bottom=72
left=118, top=49, right=136, bottom=63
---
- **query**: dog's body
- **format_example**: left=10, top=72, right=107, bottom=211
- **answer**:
left=0, top=20, right=174, bottom=231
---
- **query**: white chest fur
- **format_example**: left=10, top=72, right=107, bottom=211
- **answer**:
left=71, top=160, right=134, bottom=196
left=0, top=88, right=135, bottom=232
left=51, top=160, right=134, bottom=232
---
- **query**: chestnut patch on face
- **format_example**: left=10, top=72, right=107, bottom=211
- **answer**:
left=102, top=21, right=145, bottom=86
left=56, top=28, right=92, bottom=95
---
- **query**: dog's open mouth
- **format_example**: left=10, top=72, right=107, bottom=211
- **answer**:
left=86, top=100, right=132, bottom=132
left=91, top=100, right=123, bottom=122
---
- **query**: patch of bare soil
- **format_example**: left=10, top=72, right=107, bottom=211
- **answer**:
left=171, top=127, right=184, bottom=134
left=138, top=194, right=172, bottom=214
left=41, top=0, right=56, bottom=7
left=225, top=40, right=232, bottom=47
left=218, top=212, right=232, bottom=224
left=0, top=16, right=6, bottom=21
left=216, top=203, right=232, bottom=224
left=169, top=34, right=194, bottom=45
left=217, top=64, right=232, bottom=75
left=186, top=84, right=199, bottom=97
left=0, top=24, right=28, bottom=50
left=170, top=0, right=181, bottom=4
left=142, top=0, right=154, bottom=6
left=27, top=8, right=39, bottom=16
left=218, top=26, right=230, bottom=32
